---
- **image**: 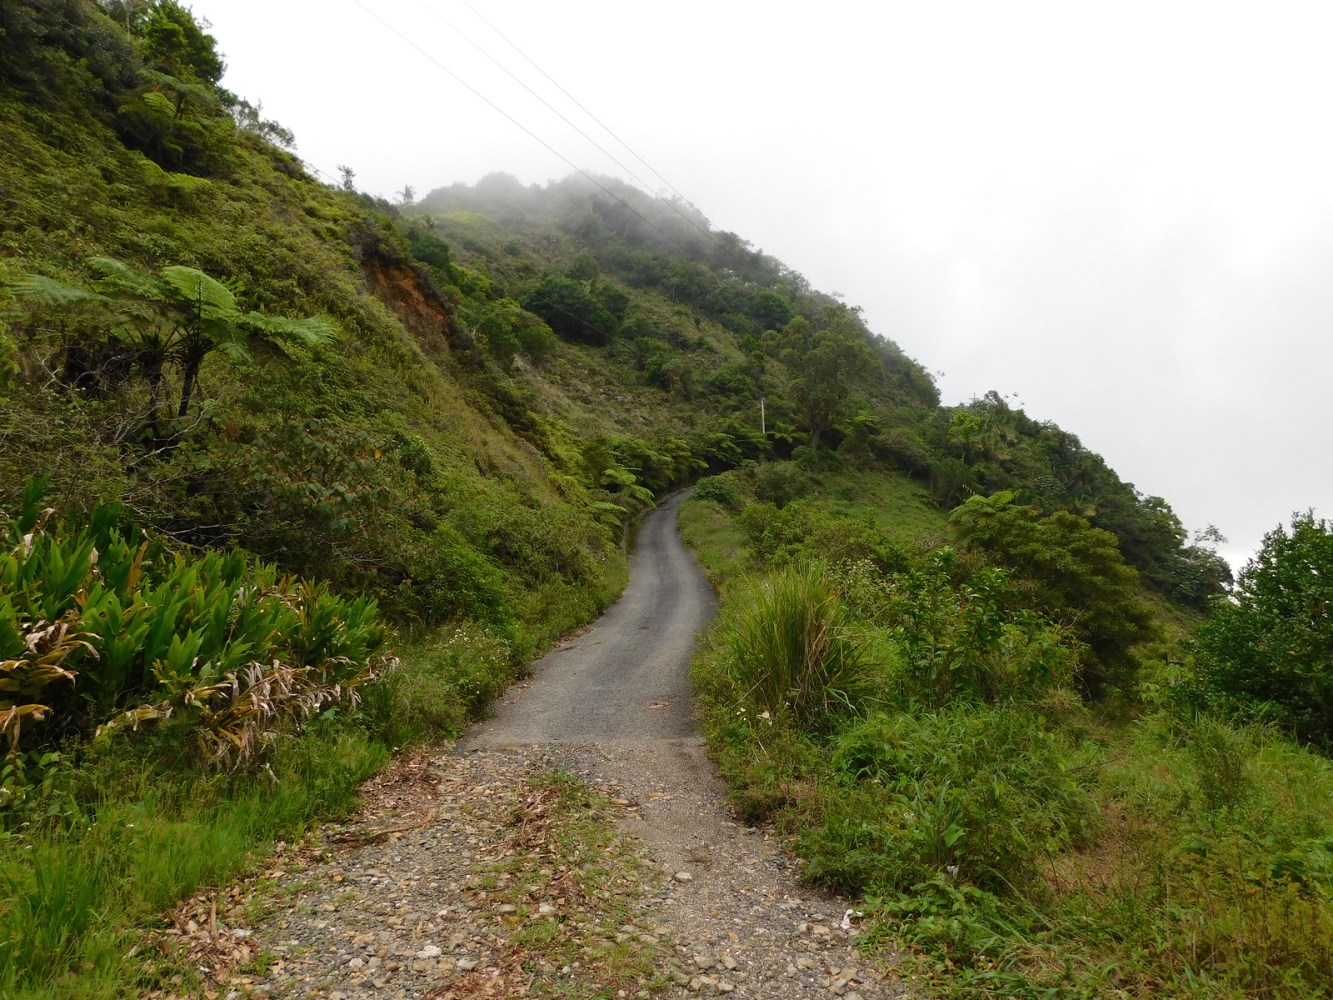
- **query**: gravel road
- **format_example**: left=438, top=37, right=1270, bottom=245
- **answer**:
left=182, top=495, right=907, bottom=999
left=463, top=491, right=716, bottom=747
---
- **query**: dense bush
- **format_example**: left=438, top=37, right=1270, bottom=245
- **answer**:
left=520, top=274, right=618, bottom=345
left=809, top=706, right=1101, bottom=896
left=691, top=472, right=748, bottom=511
left=841, top=553, right=1079, bottom=706
left=1191, top=511, right=1333, bottom=748
left=949, top=491, right=1154, bottom=695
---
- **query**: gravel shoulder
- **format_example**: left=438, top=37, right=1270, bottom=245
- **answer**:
left=161, top=497, right=908, bottom=999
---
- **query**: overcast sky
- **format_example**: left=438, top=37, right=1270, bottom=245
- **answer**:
left=201, top=0, right=1333, bottom=570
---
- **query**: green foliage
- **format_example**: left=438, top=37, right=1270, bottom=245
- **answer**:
left=813, top=706, right=1100, bottom=896
left=686, top=480, right=1333, bottom=997
left=0, top=0, right=140, bottom=106
left=405, top=225, right=455, bottom=279
left=520, top=274, right=618, bottom=345
left=842, top=552, right=1080, bottom=706
left=749, top=289, right=795, bottom=331
left=949, top=491, right=1154, bottom=694
left=702, top=562, right=872, bottom=730
left=749, top=459, right=810, bottom=507
left=1191, top=511, right=1333, bottom=748
left=0, top=724, right=386, bottom=996
left=0, top=484, right=396, bottom=763
left=565, top=251, right=599, bottom=281
left=691, top=472, right=747, bottom=511
left=11, top=256, right=335, bottom=425
left=461, top=296, right=555, bottom=368
left=362, top=624, right=518, bottom=747
left=134, top=0, right=225, bottom=84
left=776, top=307, right=875, bottom=449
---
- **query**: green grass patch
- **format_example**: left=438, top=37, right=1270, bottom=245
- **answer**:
left=0, top=725, right=385, bottom=998
left=816, top=467, right=949, bottom=550
left=477, top=771, right=670, bottom=998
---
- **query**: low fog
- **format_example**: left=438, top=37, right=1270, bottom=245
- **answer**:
left=204, top=0, right=1333, bottom=569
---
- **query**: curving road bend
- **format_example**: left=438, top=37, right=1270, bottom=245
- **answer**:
left=465, top=491, right=716, bottom=747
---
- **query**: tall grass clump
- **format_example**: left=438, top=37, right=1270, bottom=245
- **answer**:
left=711, top=562, right=872, bottom=729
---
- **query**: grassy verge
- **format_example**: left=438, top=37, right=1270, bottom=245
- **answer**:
left=680, top=485, right=1333, bottom=999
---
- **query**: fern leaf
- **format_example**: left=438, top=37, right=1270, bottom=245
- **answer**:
left=88, top=257, right=167, bottom=301
left=9, top=273, right=108, bottom=308
left=160, top=265, right=237, bottom=315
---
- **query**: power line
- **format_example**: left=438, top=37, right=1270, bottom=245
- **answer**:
left=453, top=0, right=698, bottom=214
left=410, top=0, right=718, bottom=248
left=347, top=0, right=704, bottom=259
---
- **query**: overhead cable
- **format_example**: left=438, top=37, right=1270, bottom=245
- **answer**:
left=411, top=0, right=717, bottom=247
left=453, top=0, right=699, bottom=214
left=348, top=0, right=705, bottom=259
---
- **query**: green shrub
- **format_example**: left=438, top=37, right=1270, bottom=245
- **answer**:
left=808, top=706, right=1101, bottom=896
left=520, top=274, right=618, bottom=345
left=846, top=552, right=1080, bottom=706
left=691, top=472, right=747, bottom=511
left=751, top=460, right=810, bottom=507
left=0, top=483, right=396, bottom=764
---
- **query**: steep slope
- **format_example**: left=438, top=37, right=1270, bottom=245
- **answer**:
left=0, top=3, right=626, bottom=651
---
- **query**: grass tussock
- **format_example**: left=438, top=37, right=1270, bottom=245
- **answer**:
left=713, top=563, right=871, bottom=729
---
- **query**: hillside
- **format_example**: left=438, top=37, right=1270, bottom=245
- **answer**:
left=0, top=1, right=1230, bottom=632
left=4, top=3, right=1310, bottom=998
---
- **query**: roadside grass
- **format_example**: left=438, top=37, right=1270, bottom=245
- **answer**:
left=0, top=727, right=386, bottom=999
left=681, top=488, right=1333, bottom=999
left=677, top=496, right=749, bottom=594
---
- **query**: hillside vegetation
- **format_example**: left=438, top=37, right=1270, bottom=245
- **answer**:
left=1, top=2, right=1326, bottom=997
left=680, top=473, right=1332, bottom=998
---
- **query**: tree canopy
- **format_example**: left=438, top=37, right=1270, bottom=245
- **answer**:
left=949, top=491, right=1154, bottom=694
left=1191, top=511, right=1333, bottom=747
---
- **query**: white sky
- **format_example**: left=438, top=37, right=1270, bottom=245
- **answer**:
left=201, top=0, right=1333, bottom=570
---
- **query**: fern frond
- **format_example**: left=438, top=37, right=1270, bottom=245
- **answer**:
left=88, top=257, right=166, bottom=301
left=9, top=273, right=108, bottom=308
left=160, top=265, right=237, bottom=316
